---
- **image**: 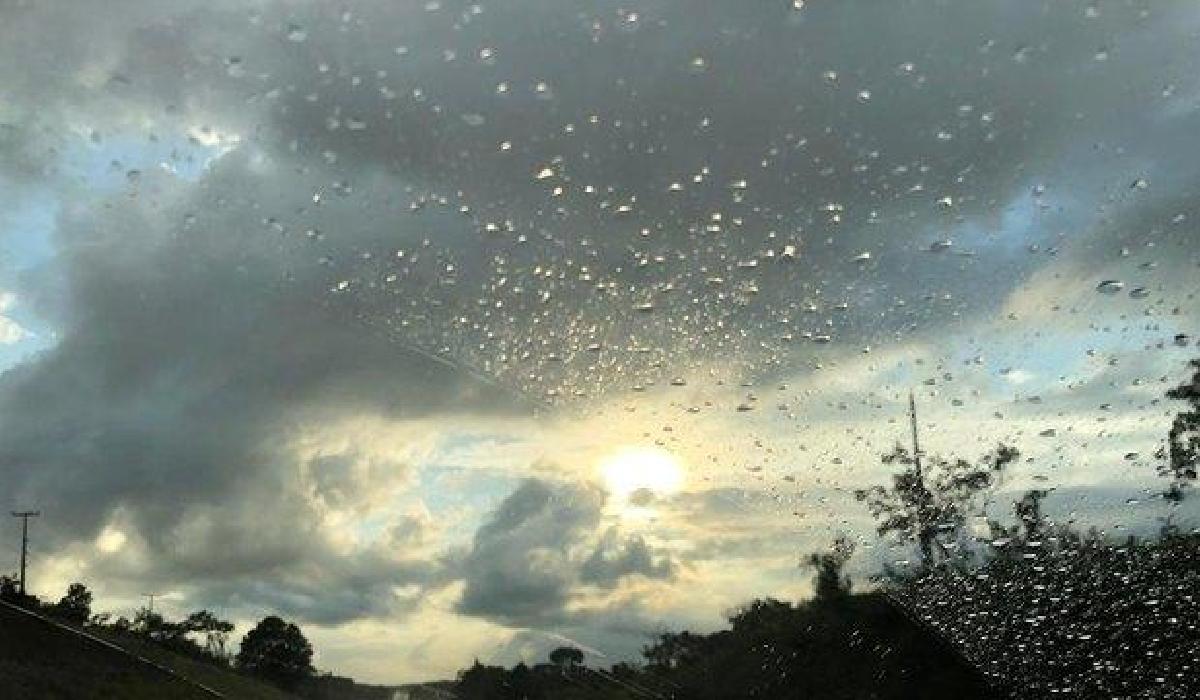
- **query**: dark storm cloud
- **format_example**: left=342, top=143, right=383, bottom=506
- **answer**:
left=581, top=527, right=675, bottom=587
left=456, top=478, right=600, bottom=623
left=0, top=150, right=509, bottom=622
left=4, top=0, right=1198, bottom=391
left=239, top=0, right=1200, bottom=394
left=0, top=0, right=1198, bottom=632
left=456, top=478, right=677, bottom=626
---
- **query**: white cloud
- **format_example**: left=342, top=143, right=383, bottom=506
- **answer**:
left=0, top=292, right=29, bottom=344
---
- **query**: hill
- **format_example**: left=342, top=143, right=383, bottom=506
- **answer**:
left=0, top=601, right=287, bottom=699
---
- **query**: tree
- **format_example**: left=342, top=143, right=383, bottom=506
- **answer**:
left=236, top=616, right=314, bottom=688
left=1013, top=489, right=1051, bottom=540
left=52, top=582, right=93, bottom=624
left=1160, top=358, right=1200, bottom=502
left=182, top=610, right=234, bottom=660
left=855, top=443, right=1019, bottom=566
left=0, top=575, right=19, bottom=603
left=806, top=536, right=854, bottom=602
left=548, top=645, right=584, bottom=670
left=456, top=660, right=510, bottom=700
left=727, top=598, right=795, bottom=635
left=133, top=608, right=168, bottom=640
left=644, top=630, right=708, bottom=671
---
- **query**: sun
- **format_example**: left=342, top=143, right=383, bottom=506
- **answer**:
left=600, top=447, right=684, bottom=503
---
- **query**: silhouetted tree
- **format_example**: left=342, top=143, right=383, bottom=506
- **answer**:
left=644, top=630, right=708, bottom=671
left=548, top=645, right=584, bottom=670
left=855, top=443, right=1019, bottom=566
left=1160, top=358, right=1200, bottom=502
left=0, top=575, right=19, bottom=602
left=457, top=660, right=510, bottom=699
left=133, top=608, right=167, bottom=639
left=806, top=536, right=854, bottom=602
left=236, top=615, right=314, bottom=689
left=508, top=662, right=537, bottom=699
left=1014, top=489, right=1051, bottom=540
left=52, top=582, right=92, bottom=624
left=182, top=610, right=235, bottom=660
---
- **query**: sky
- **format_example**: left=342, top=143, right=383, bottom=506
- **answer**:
left=1, top=0, right=1199, bottom=684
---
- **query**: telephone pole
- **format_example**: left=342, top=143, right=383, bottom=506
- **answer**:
left=142, top=592, right=163, bottom=614
left=11, top=511, right=39, bottom=596
left=908, top=391, right=923, bottom=478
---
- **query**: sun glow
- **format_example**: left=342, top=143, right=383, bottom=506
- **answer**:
left=600, top=447, right=685, bottom=503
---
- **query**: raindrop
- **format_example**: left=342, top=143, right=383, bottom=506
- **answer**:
left=1096, top=280, right=1124, bottom=294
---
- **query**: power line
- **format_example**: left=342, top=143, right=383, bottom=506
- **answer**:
left=10, top=511, right=39, bottom=596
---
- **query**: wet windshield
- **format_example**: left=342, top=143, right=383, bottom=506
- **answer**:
left=1, top=1, right=1197, bottom=698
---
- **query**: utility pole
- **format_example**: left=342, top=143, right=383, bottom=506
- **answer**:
left=11, top=511, right=40, bottom=596
left=142, top=592, right=163, bottom=614
left=908, top=391, right=923, bottom=478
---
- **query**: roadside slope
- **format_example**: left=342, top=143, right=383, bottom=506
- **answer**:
left=0, top=602, right=289, bottom=700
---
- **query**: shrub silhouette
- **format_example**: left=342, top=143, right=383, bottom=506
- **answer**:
left=51, top=582, right=92, bottom=624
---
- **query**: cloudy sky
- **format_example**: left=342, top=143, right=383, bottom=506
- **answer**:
left=1, top=0, right=1198, bottom=684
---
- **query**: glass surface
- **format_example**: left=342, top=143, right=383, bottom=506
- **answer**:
left=0, top=1, right=1197, bottom=697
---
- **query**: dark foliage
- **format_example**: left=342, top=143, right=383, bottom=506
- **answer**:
left=182, top=610, right=235, bottom=660
left=50, top=582, right=93, bottom=624
left=456, top=650, right=649, bottom=699
left=236, top=615, right=315, bottom=689
left=549, top=645, right=585, bottom=669
left=0, top=575, right=42, bottom=610
left=855, top=443, right=1018, bottom=565
left=1161, top=358, right=1200, bottom=502
left=806, top=536, right=854, bottom=603
left=455, top=592, right=995, bottom=700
